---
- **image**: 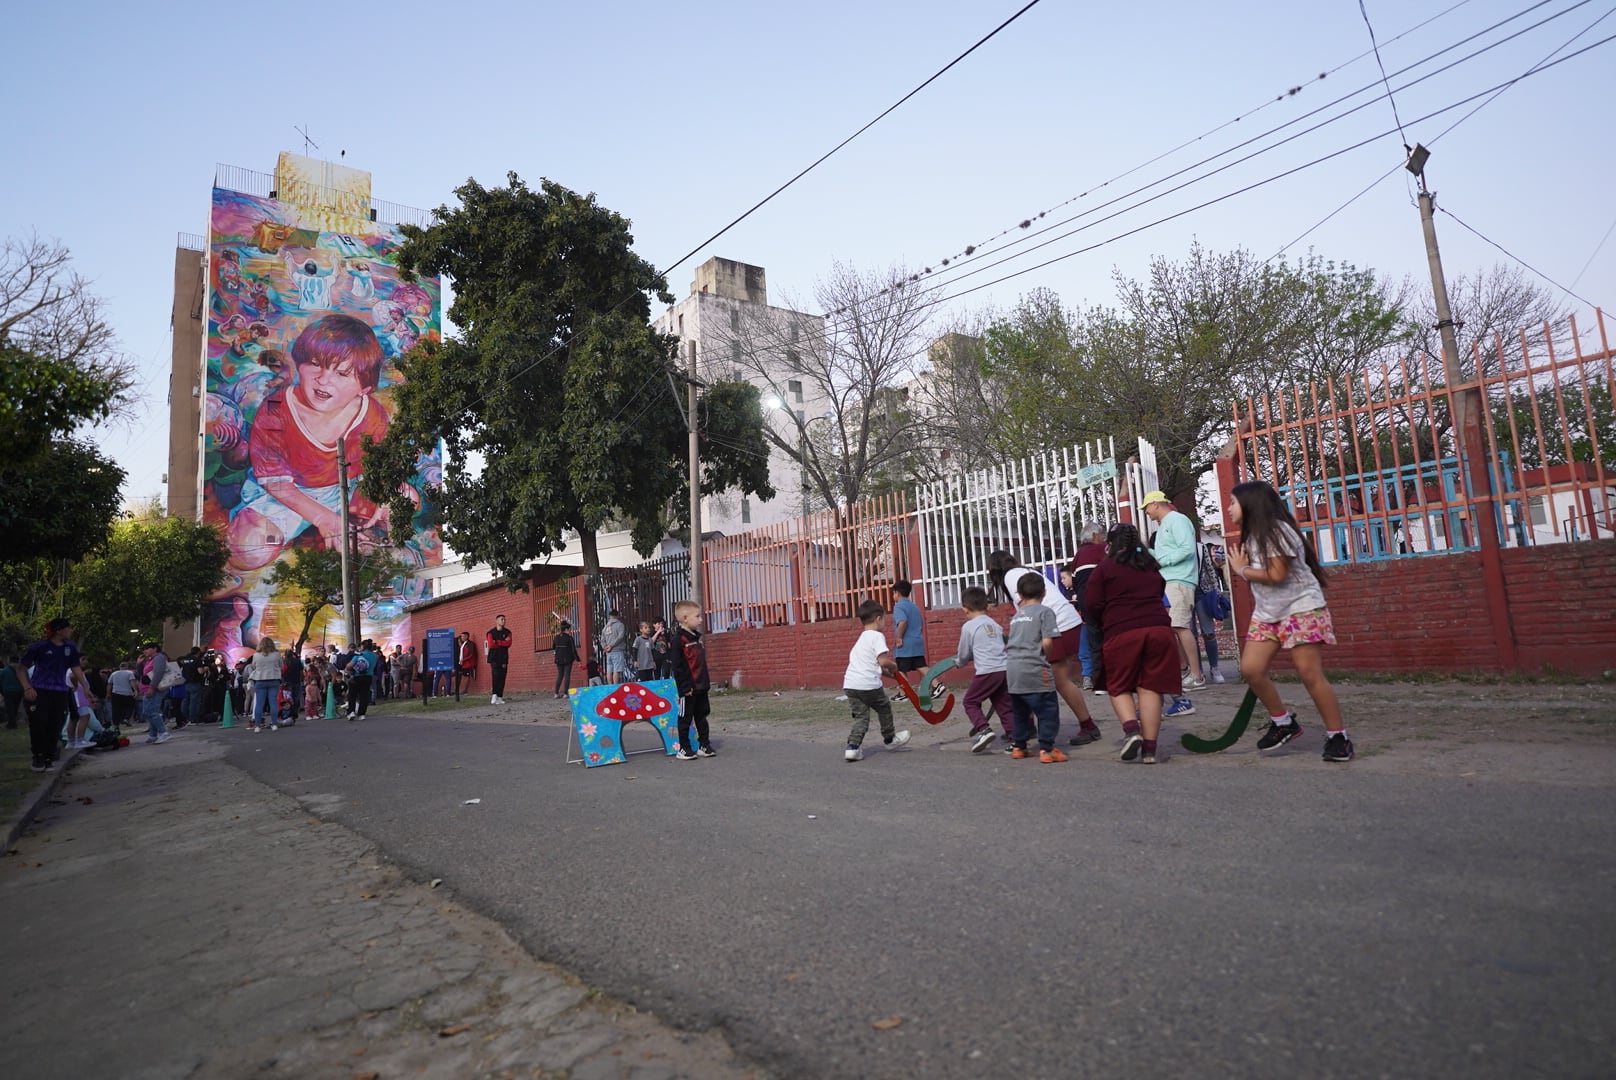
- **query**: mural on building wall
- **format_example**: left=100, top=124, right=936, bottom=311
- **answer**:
left=201, top=163, right=442, bottom=659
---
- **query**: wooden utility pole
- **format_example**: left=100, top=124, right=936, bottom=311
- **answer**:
left=687, top=339, right=703, bottom=615
left=336, top=441, right=359, bottom=648
left=1410, top=146, right=1517, bottom=668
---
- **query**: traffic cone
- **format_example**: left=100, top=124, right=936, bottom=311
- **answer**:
left=324, top=682, right=337, bottom=719
left=220, top=692, right=235, bottom=729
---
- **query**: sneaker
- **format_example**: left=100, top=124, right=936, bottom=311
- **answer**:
left=1164, top=697, right=1197, bottom=718
left=1011, top=746, right=1031, bottom=759
left=885, top=730, right=912, bottom=749
left=1257, top=719, right=1304, bottom=750
left=1000, top=743, right=1017, bottom=754
left=1039, top=747, right=1068, bottom=763
left=1210, top=670, right=1227, bottom=684
left=844, top=746, right=864, bottom=762
left=1081, top=675, right=1094, bottom=691
left=1067, top=729, right=1102, bottom=747
left=1322, top=732, right=1355, bottom=762
left=697, top=745, right=717, bottom=758
left=675, top=748, right=698, bottom=761
left=1092, top=687, right=1106, bottom=696
left=153, top=733, right=171, bottom=744
left=1119, top=733, right=1144, bottom=762
left=1185, top=676, right=1208, bottom=691
left=1141, top=750, right=1158, bottom=764
left=31, top=761, right=50, bottom=772
left=269, top=723, right=279, bottom=731
left=970, top=729, right=997, bottom=753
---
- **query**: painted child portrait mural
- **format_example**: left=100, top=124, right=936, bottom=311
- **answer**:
left=202, top=166, right=442, bottom=659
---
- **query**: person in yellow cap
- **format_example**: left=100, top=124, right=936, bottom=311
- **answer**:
left=1142, top=491, right=1206, bottom=717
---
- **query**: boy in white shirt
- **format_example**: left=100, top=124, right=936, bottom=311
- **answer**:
left=843, top=599, right=911, bottom=762
left=955, top=586, right=1013, bottom=754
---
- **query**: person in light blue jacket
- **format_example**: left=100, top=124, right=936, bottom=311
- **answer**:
left=1143, top=491, right=1205, bottom=717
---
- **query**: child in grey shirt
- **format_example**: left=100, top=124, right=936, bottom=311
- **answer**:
left=1005, top=572, right=1066, bottom=762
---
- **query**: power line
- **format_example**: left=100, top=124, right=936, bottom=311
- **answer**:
left=1359, top=0, right=1413, bottom=147
left=1437, top=205, right=1603, bottom=309
left=1569, top=212, right=1616, bottom=291
left=1270, top=2, right=1616, bottom=262
left=657, top=0, right=1046, bottom=278
left=862, top=0, right=1483, bottom=290
left=917, top=33, right=1616, bottom=308
left=833, top=0, right=1589, bottom=311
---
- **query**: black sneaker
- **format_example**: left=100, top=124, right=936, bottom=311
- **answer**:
left=1322, top=732, right=1355, bottom=762
left=1257, top=719, right=1303, bottom=750
left=970, top=729, right=996, bottom=753
left=697, top=745, right=717, bottom=758
left=675, top=748, right=698, bottom=761
left=1068, top=728, right=1102, bottom=747
left=1119, top=733, right=1143, bottom=762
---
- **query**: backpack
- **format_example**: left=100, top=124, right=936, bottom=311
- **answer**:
left=91, top=729, right=121, bottom=751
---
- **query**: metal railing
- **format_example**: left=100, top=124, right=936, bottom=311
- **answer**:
left=1230, top=310, right=1616, bottom=562
left=212, top=163, right=437, bottom=230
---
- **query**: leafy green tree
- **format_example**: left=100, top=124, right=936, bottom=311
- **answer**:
left=363, top=175, right=773, bottom=579
left=265, top=547, right=407, bottom=654
left=0, top=439, right=126, bottom=564
left=60, top=511, right=230, bottom=659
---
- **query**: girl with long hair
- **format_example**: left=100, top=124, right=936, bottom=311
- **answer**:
left=1083, top=523, right=1181, bottom=763
left=987, top=550, right=1104, bottom=746
left=1226, top=481, right=1352, bottom=762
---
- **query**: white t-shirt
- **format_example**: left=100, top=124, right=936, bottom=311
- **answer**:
left=1245, top=524, right=1327, bottom=624
left=108, top=669, right=138, bottom=696
left=1001, top=566, right=1079, bottom=631
left=843, top=628, right=890, bottom=691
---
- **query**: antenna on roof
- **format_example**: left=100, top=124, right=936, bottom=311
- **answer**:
left=294, top=124, right=319, bottom=156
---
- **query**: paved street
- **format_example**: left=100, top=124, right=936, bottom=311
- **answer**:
left=209, top=706, right=1615, bottom=1079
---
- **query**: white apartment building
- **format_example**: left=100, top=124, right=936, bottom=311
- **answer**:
left=654, top=257, right=830, bottom=534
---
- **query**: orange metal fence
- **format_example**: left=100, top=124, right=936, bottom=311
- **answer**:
left=702, top=492, right=915, bottom=631
left=1229, top=310, right=1616, bottom=562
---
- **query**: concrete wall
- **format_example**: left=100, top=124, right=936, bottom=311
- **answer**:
left=164, top=245, right=207, bottom=658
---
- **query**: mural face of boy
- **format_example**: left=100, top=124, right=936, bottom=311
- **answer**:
left=294, top=356, right=369, bottom=417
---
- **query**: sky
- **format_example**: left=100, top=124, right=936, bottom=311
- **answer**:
left=4, top=0, right=1614, bottom=507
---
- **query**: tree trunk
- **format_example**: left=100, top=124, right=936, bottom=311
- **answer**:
left=293, top=603, right=326, bottom=655
left=578, top=528, right=602, bottom=577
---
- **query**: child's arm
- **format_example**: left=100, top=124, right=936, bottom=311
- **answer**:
left=876, top=649, right=898, bottom=678
left=1230, top=545, right=1290, bottom=585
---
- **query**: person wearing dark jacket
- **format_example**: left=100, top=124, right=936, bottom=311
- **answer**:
left=669, top=599, right=715, bottom=760
left=552, top=621, right=578, bottom=699
left=1084, top=522, right=1182, bottom=765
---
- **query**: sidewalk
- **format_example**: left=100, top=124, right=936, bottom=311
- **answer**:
left=0, top=733, right=759, bottom=1080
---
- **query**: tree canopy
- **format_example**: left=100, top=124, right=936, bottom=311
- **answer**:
left=265, top=547, right=406, bottom=654
left=363, top=174, right=773, bottom=578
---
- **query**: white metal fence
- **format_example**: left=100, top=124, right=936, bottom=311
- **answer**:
left=916, top=438, right=1126, bottom=607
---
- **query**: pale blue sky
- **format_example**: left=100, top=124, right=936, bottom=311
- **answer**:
left=5, top=0, right=1613, bottom=503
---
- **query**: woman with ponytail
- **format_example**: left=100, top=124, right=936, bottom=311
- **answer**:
left=1082, top=523, right=1181, bottom=764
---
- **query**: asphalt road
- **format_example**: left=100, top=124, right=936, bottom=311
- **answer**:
left=226, top=715, right=1616, bottom=1079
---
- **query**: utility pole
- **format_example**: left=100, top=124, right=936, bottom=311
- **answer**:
left=687, top=339, right=703, bottom=617
left=336, top=440, right=359, bottom=648
left=1408, top=144, right=1517, bottom=667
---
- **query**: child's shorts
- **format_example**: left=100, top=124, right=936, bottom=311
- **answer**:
left=1246, top=607, right=1336, bottom=649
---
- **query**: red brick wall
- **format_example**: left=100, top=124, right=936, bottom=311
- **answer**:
left=1231, top=539, right=1616, bottom=676
left=405, top=572, right=584, bottom=695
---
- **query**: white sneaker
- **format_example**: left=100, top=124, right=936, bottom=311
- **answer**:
left=1210, top=670, right=1227, bottom=684
left=844, top=746, right=864, bottom=762
left=886, top=729, right=911, bottom=749
left=491, top=695, right=499, bottom=704
left=153, top=733, right=171, bottom=744
left=1185, top=675, right=1208, bottom=691
left=270, top=723, right=279, bottom=731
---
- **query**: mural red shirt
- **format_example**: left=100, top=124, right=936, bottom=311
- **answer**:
left=249, top=389, right=390, bottom=489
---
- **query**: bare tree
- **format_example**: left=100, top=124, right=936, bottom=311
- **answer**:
left=717, top=262, right=937, bottom=514
left=911, top=313, right=1013, bottom=474
left=0, top=233, right=139, bottom=456
left=1404, top=263, right=1570, bottom=378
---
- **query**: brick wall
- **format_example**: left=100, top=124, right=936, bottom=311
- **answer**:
left=404, top=570, right=584, bottom=695
left=1232, top=539, right=1616, bottom=676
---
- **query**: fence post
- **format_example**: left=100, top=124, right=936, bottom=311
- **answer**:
left=1213, top=445, right=1251, bottom=648
left=904, top=513, right=933, bottom=662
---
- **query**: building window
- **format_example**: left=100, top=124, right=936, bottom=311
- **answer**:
left=1528, top=496, right=1547, bottom=526
left=788, top=379, right=803, bottom=403
left=729, top=307, right=740, bottom=331
left=731, top=341, right=742, bottom=365
left=789, top=322, right=799, bottom=344
left=741, top=497, right=752, bottom=524
left=786, top=348, right=800, bottom=371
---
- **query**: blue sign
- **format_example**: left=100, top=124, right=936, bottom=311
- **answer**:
left=425, top=628, right=456, bottom=673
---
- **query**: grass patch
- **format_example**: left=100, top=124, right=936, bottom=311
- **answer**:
left=0, top=723, right=41, bottom=825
